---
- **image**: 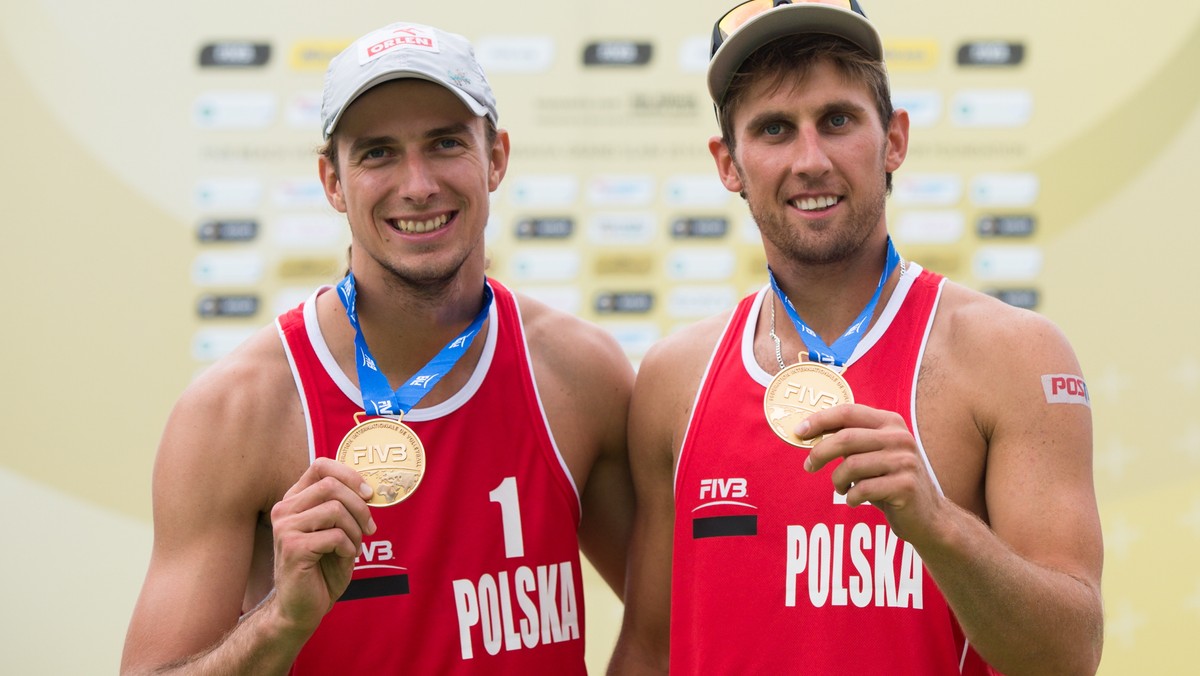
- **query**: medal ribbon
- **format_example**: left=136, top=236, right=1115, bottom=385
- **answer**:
left=336, top=273, right=493, bottom=417
left=768, top=236, right=901, bottom=368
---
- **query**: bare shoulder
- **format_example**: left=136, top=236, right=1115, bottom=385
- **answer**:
left=629, top=310, right=735, bottom=461
left=510, top=292, right=634, bottom=480
left=931, top=281, right=1082, bottom=378
left=513, top=291, right=634, bottom=388
left=157, top=322, right=306, bottom=513
left=637, top=311, right=733, bottom=393
left=925, top=280, right=1087, bottom=448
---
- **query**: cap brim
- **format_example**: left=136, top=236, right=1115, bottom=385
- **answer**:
left=708, top=4, right=883, bottom=103
left=323, top=71, right=492, bottom=139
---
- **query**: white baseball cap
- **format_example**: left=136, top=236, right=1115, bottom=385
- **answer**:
left=321, top=22, right=498, bottom=140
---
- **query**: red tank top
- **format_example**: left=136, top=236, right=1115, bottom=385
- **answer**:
left=277, top=280, right=587, bottom=674
left=671, top=267, right=997, bottom=674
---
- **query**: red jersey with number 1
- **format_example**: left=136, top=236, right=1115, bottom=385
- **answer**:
left=277, top=279, right=587, bottom=674
left=671, top=266, right=998, bottom=674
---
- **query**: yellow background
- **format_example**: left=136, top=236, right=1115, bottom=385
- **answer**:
left=2, top=1, right=1198, bottom=673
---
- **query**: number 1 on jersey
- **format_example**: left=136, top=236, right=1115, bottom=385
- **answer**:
left=488, top=476, right=525, bottom=558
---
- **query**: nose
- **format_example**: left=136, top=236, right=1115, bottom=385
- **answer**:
left=396, top=155, right=438, bottom=203
left=790, top=125, right=832, bottom=178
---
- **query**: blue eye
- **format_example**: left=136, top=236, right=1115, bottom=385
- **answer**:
left=829, top=114, right=849, bottom=128
left=764, top=122, right=784, bottom=136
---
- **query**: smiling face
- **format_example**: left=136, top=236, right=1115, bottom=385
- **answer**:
left=711, top=49, right=907, bottom=268
left=320, top=78, right=509, bottom=293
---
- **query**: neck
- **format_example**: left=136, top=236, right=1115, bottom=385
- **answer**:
left=322, top=269, right=490, bottom=389
left=765, top=239, right=904, bottom=352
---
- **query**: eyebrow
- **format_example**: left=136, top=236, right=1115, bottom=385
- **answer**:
left=345, top=122, right=477, bottom=157
left=740, top=98, right=871, bottom=134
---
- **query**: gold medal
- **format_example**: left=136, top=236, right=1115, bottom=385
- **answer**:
left=763, top=361, right=854, bottom=448
left=336, top=414, right=426, bottom=507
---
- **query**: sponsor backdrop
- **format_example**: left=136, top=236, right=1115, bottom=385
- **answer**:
left=1, top=0, right=1197, bottom=672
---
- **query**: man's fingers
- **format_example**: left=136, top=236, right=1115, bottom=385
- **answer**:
left=278, top=459, right=377, bottom=537
left=285, top=457, right=374, bottom=501
left=799, top=405, right=907, bottom=472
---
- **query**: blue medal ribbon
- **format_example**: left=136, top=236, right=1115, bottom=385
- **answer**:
left=768, top=236, right=901, bottom=368
left=335, top=273, right=493, bottom=417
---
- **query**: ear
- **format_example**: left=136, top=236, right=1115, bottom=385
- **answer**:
left=708, top=135, right=744, bottom=194
left=884, top=108, right=910, bottom=173
left=488, top=128, right=511, bottom=192
left=319, top=151, right=347, bottom=213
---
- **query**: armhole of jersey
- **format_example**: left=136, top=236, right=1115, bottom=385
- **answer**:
left=507, top=292, right=583, bottom=520
left=673, top=299, right=751, bottom=499
left=911, top=272, right=946, bottom=498
left=277, top=312, right=317, bottom=465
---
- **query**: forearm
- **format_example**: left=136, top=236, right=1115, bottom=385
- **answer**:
left=125, top=593, right=313, bottom=676
left=918, top=505, right=1103, bottom=675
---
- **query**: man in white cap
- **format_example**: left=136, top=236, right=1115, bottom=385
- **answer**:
left=122, top=22, right=634, bottom=675
left=609, top=1, right=1103, bottom=674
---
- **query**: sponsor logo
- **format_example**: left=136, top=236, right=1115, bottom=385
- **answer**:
left=957, top=41, right=1026, bottom=67
left=595, top=292, right=654, bottom=314
left=882, top=39, right=938, bottom=72
left=515, top=217, right=574, bottom=239
left=699, top=477, right=747, bottom=501
left=671, top=217, right=729, bottom=239
left=952, top=90, right=1033, bottom=128
left=364, top=26, right=437, bottom=62
left=476, top=36, right=555, bottom=73
left=1043, top=374, right=1090, bottom=406
left=972, top=245, right=1043, bottom=281
left=977, top=214, right=1036, bottom=238
left=198, top=42, right=270, bottom=68
left=192, top=91, right=276, bottom=129
left=509, top=250, right=582, bottom=282
left=985, top=288, right=1040, bottom=310
left=666, top=249, right=736, bottom=281
left=356, top=539, right=395, bottom=564
left=197, top=294, right=259, bottom=319
left=582, top=41, right=652, bottom=66
left=409, top=373, right=439, bottom=388
left=197, top=219, right=258, bottom=243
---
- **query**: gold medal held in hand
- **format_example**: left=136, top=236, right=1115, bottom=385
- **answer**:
left=336, top=414, right=426, bottom=507
left=763, top=361, right=854, bottom=448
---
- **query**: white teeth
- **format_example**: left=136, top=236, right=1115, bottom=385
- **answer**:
left=794, top=195, right=839, bottom=211
left=393, top=213, right=449, bottom=233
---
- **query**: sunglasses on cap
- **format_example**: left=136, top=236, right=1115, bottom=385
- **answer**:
left=710, top=0, right=869, bottom=57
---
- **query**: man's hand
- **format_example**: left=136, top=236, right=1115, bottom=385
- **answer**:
left=798, top=404, right=946, bottom=545
left=268, top=458, right=377, bottom=634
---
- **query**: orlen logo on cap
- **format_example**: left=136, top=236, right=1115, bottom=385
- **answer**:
left=1042, top=374, right=1090, bottom=407
left=360, top=26, right=439, bottom=64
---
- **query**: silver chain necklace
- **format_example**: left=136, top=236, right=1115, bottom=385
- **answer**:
left=768, top=259, right=908, bottom=372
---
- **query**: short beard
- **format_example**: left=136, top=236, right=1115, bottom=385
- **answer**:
left=354, top=243, right=479, bottom=304
left=736, top=159, right=888, bottom=268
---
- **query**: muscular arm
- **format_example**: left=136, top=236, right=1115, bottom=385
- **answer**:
left=573, top=324, right=636, bottom=598
left=919, top=305, right=1103, bottom=674
left=519, top=295, right=637, bottom=598
left=803, top=291, right=1103, bottom=675
left=121, top=333, right=375, bottom=675
left=607, top=319, right=724, bottom=674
